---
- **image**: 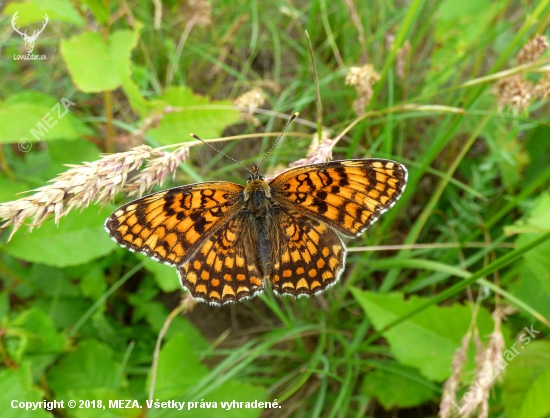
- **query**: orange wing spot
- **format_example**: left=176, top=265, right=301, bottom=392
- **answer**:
left=285, top=223, right=296, bottom=237
left=296, top=279, right=308, bottom=289
left=156, top=246, right=166, bottom=258
left=145, top=206, right=164, bottom=224
left=380, top=195, right=390, bottom=204
left=117, top=225, right=129, bottom=235
left=211, top=279, right=220, bottom=287
left=222, top=285, right=235, bottom=297
left=311, top=280, right=321, bottom=289
left=164, top=216, right=181, bottom=230
left=186, top=271, right=197, bottom=285
left=201, top=270, right=210, bottom=280
left=302, top=250, right=312, bottom=264
left=308, top=229, right=320, bottom=244
left=173, top=244, right=184, bottom=257
left=387, top=178, right=398, bottom=188
left=206, top=250, right=216, bottom=265
left=156, top=226, right=166, bottom=239
left=296, top=267, right=305, bottom=275
left=332, top=245, right=341, bottom=255
left=123, top=234, right=134, bottom=243
left=224, top=257, right=234, bottom=268
left=237, top=286, right=250, bottom=293
left=223, top=273, right=232, bottom=282
left=342, top=214, right=355, bottom=230
left=133, top=237, right=143, bottom=247
left=322, top=271, right=333, bottom=281
left=209, top=291, right=221, bottom=300
left=144, top=234, right=159, bottom=248
left=167, top=253, right=176, bottom=262
left=185, top=227, right=201, bottom=244
left=115, top=209, right=125, bottom=217
left=164, top=233, right=178, bottom=249
left=140, top=228, right=152, bottom=239
left=201, top=238, right=214, bottom=255
left=291, top=250, right=300, bottom=262
left=329, top=257, right=339, bottom=269
left=214, top=258, right=223, bottom=272
left=368, top=189, right=380, bottom=199
left=272, top=274, right=280, bottom=283
left=308, top=269, right=317, bottom=277
left=283, top=269, right=292, bottom=278
left=282, top=250, right=291, bottom=263
left=237, top=273, right=246, bottom=281
left=375, top=172, right=388, bottom=183
left=250, top=277, right=262, bottom=286
left=375, top=182, right=386, bottom=192
left=282, top=282, right=294, bottom=289
left=371, top=161, right=384, bottom=168
left=317, top=259, right=326, bottom=269
left=226, top=229, right=237, bottom=241
left=127, top=214, right=138, bottom=227
left=322, top=247, right=330, bottom=257
left=195, top=284, right=207, bottom=294
left=236, top=255, right=245, bottom=267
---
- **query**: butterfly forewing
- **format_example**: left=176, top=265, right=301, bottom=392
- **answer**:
left=269, top=159, right=407, bottom=237
left=105, top=182, right=243, bottom=266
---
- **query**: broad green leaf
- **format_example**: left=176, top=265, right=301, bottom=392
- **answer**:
left=5, top=205, right=117, bottom=267
left=0, top=363, right=51, bottom=418
left=507, top=193, right=550, bottom=320
left=141, top=256, right=180, bottom=292
left=48, top=339, right=122, bottom=395
left=79, top=265, right=107, bottom=300
left=147, top=332, right=209, bottom=399
left=502, top=341, right=550, bottom=418
left=148, top=86, right=239, bottom=145
left=79, top=0, right=109, bottom=24
left=361, top=362, right=437, bottom=409
left=12, top=308, right=65, bottom=355
left=0, top=177, right=31, bottom=202
left=0, top=292, right=9, bottom=319
left=351, top=290, right=494, bottom=381
left=3, top=0, right=84, bottom=26
left=0, top=101, right=78, bottom=144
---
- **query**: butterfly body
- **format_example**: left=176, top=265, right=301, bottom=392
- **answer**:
left=105, top=159, right=407, bottom=306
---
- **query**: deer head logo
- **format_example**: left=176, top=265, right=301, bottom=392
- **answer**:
left=11, top=11, right=49, bottom=54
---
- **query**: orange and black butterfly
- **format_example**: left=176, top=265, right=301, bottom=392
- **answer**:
left=105, top=116, right=407, bottom=306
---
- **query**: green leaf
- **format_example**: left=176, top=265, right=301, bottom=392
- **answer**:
left=140, top=256, right=180, bottom=292
left=148, top=86, right=239, bottom=146
left=5, top=205, right=117, bottom=267
left=0, top=99, right=78, bottom=144
left=79, top=0, right=109, bottom=24
left=502, top=341, right=550, bottom=418
left=507, top=193, right=550, bottom=320
left=3, top=0, right=84, bottom=26
left=69, top=388, right=141, bottom=418
left=48, top=339, right=122, bottom=395
left=148, top=332, right=209, bottom=399
left=361, top=362, right=437, bottom=409
left=351, top=290, right=494, bottom=381
left=0, top=363, right=52, bottom=418
left=12, top=308, right=65, bottom=355
left=61, top=30, right=133, bottom=93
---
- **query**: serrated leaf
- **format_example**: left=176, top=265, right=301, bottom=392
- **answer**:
left=502, top=341, right=550, bottom=418
left=361, top=362, right=437, bottom=409
left=5, top=205, right=117, bottom=267
left=48, top=339, right=122, bottom=395
left=0, top=363, right=51, bottom=418
left=148, top=86, right=239, bottom=145
left=351, top=290, right=494, bottom=381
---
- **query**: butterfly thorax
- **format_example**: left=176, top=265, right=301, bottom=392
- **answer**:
left=243, top=178, right=272, bottom=212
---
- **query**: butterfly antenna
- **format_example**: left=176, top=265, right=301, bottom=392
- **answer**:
left=257, top=112, right=299, bottom=170
left=189, top=133, right=252, bottom=174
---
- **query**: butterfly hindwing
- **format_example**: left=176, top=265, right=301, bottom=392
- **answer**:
left=178, top=215, right=264, bottom=305
left=269, top=207, right=346, bottom=297
left=105, top=182, right=244, bottom=266
left=269, top=159, right=408, bottom=237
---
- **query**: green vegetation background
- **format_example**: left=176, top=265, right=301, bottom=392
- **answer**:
left=1, top=0, right=550, bottom=417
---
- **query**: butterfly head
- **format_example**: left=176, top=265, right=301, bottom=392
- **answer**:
left=247, top=164, right=265, bottom=182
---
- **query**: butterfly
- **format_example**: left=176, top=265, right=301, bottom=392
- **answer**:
left=105, top=156, right=407, bottom=306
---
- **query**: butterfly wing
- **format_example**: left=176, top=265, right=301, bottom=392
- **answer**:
left=178, top=214, right=264, bottom=305
left=269, top=207, right=346, bottom=297
left=269, top=159, right=407, bottom=237
left=105, top=182, right=244, bottom=266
